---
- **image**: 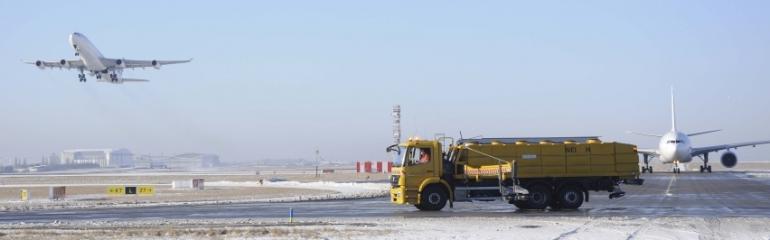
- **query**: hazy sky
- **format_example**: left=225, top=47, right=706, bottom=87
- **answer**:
left=1, top=1, right=769, bottom=164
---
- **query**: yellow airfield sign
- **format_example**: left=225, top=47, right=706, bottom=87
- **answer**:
left=107, top=185, right=155, bottom=196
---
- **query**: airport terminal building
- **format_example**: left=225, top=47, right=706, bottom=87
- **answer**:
left=60, top=149, right=134, bottom=168
left=134, top=153, right=219, bottom=169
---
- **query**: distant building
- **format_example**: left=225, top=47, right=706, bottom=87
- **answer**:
left=165, top=153, right=219, bottom=169
left=134, top=153, right=219, bottom=169
left=47, top=153, right=60, bottom=165
left=60, top=149, right=134, bottom=168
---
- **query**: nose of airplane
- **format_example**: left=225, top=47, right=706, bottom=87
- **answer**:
left=68, top=32, right=81, bottom=46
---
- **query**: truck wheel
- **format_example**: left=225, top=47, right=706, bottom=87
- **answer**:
left=557, top=186, right=584, bottom=209
left=415, top=185, right=447, bottom=211
left=525, top=185, right=552, bottom=210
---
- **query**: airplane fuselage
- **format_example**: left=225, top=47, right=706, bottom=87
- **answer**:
left=68, top=32, right=107, bottom=72
left=658, top=131, right=693, bottom=164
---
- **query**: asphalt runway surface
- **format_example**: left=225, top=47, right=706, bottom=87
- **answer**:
left=3, top=171, right=770, bottom=223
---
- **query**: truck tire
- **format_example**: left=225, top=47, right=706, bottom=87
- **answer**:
left=556, top=185, right=584, bottom=209
left=415, top=185, right=447, bottom=211
left=525, top=185, right=552, bottom=210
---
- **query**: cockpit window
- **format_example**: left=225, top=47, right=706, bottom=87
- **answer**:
left=667, top=140, right=683, bottom=144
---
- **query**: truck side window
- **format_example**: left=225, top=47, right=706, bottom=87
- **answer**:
left=406, top=147, right=432, bottom=166
left=418, top=148, right=431, bottom=164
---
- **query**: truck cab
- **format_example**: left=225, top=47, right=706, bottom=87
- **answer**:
left=388, top=139, right=452, bottom=210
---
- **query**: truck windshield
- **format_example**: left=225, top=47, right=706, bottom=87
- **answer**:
left=391, top=146, right=405, bottom=167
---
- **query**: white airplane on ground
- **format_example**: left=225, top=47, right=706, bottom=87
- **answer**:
left=630, top=89, right=770, bottom=174
left=25, top=32, right=191, bottom=84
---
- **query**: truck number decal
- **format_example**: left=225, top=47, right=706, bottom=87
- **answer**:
left=566, top=147, right=577, bottom=153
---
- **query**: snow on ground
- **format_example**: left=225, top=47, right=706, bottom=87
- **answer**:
left=743, top=172, right=770, bottom=178
left=0, top=181, right=388, bottom=212
left=2, top=216, right=769, bottom=239
left=208, top=180, right=389, bottom=200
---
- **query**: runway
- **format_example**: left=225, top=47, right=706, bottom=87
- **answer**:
left=3, top=171, right=770, bottom=223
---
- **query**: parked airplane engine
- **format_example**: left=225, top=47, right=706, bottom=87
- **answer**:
left=151, top=60, right=160, bottom=69
left=721, top=151, right=737, bottom=168
left=35, top=60, right=44, bottom=69
left=115, top=59, right=126, bottom=68
left=59, top=59, right=70, bottom=68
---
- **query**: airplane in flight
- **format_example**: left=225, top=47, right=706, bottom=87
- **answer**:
left=630, top=89, right=770, bottom=174
left=25, top=32, right=191, bottom=84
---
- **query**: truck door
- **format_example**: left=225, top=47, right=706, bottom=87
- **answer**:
left=403, top=147, right=438, bottom=188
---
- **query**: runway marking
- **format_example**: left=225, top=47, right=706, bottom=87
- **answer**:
left=665, top=174, right=677, bottom=196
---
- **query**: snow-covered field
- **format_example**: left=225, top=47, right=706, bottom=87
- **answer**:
left=0, top=180, right=389, bottom=212
left=209, top=180, right=389, bottom=201
left=2, top=216, right=768, bottom=239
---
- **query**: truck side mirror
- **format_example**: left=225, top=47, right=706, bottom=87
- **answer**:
left=386, top=144, right=400, bottom=154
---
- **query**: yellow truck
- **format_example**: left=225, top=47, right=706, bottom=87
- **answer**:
left=387, top=137, right=643, bottom=211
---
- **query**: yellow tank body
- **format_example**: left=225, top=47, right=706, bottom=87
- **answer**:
left=456, top=141, right=639, bottom=181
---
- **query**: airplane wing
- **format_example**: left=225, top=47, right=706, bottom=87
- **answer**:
left=691, top=140, right=770, bottom=156
left=107, top=58, right=192, bottom=69
left=626, top=131, right=662, bottom=138
left=24, top=59, right=84, bottom=70
left=637, top=148, right=659, bottom=157
left=121, top=78, right=149, bottom=82
left=688, top=129, right=721, bottom=137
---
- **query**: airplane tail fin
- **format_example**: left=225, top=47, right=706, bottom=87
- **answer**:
left=670, top=86, right=677, bottom=132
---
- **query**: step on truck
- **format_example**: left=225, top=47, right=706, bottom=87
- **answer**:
left=387, top=137, right=644, bottom=211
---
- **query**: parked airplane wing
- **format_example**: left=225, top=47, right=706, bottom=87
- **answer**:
left=687, top=129, right=721, bottom=137
left=691, top=140, right=770, bottom=156
left=626, top=131, right=662, bottom=138
left=107, top=58, right=192, bottom=69
left=24, top=59, right=84, bottom=70
left=637, top=148, right=659, bottom=156
left=121, top=78, right=149, bottom=82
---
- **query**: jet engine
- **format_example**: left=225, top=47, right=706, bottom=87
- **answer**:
left=59, top=59, right=70, bottom=68
left=35, top=60, right=44, bottom=69
left=115, top=59, right=127, bottom=68
left=151, top=60, right=160, bottom=69
left=721, top=151, right=737, bottom=168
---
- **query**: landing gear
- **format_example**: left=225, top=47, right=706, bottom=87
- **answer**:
left=78, top=73, right=86, bottom=82
left=700, top=153, right=712, bottom=173
left=641, top=154, right=653, bottom=173
left=96, top=74, right=102, bottom=80
left=109, top=73, right=118, bottom=82
left=673, top=168, right=681, bottom=174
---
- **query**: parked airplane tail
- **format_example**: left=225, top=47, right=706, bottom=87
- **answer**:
left=670, top=87, right=677, bottom=132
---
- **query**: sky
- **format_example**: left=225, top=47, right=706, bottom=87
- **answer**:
left=1, top=1, right=769, bottom=164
